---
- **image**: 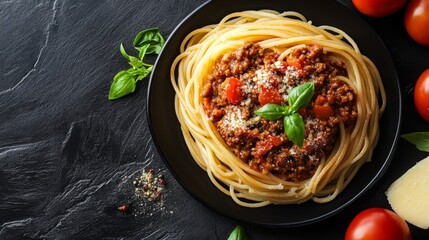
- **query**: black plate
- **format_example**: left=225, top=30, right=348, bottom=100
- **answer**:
left=147, top=0, right=402, bottom=227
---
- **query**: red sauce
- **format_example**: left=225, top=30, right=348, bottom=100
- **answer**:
left=201, top=43, right=357, bottom=182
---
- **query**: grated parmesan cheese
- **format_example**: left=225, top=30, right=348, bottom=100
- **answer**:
left=219, top=106, right=261, bottom=131
left=220, top=106, right=247, bottom=131
left=274, top=60, right=283, bottom=69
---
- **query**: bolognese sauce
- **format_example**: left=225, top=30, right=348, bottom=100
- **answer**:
left=201, top=42, right=357, bottom=182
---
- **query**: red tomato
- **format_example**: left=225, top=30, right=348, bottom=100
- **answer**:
left=315, top=95, right=328, bottom=105
left=287, top=55, right=303, bottom=69
left=313, top=105, right=334, bottom=119
left=414, top=68, right=429, bottom=122
left=345, top=208, right=411, bottom=240
left=254, top=135, right=283, bottom=157
left=313, top=95, right=334, bottom=119
left=298, top=108, right=307, bottom=118
left=404, top=0, right=429, bottom=46
left=225, top=77, right=242, bottom=104
left=352, top=0, right=406, bottom=17
left=258, top=86, right=282, bottom=105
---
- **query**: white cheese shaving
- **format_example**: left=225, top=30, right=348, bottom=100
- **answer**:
left=386, top=156, right=429, bottom=229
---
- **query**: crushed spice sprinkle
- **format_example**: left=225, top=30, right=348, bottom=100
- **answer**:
left=133, top=169, right=166, bottom=202
left=118, top=168, right=173, bottom=217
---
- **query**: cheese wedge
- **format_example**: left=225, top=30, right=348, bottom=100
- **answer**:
left=386, top=156, right=429, bottom=229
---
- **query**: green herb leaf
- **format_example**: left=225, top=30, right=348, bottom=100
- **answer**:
left=109, top=71, right=136, bottom=100
left=119, top=43, right=130, bottom=60
left=128, top=56, right=144, bottom=68
left=130, top=66, right=153, bottom=81
left=227, top=226, right=249, bottom=240
left=109, top=28, right=164, bottom=100
left=284, top=113, right=305, bottom=147
left=402, top=132, right=429, bottom=152
left=133, top=28, right=165, bottom=54
left=254, top=103, right=284, bottom=120
left=254, top=82, right=314, bottom=147
left=146, top=40, right=164, bottom=55
left=288, top=82, right=315, bottom=111
left=138, top=44, right=150, bottom=61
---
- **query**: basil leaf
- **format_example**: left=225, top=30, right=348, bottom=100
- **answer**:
left=133, top=28, right=165, bottom=54
left=146, top=43, right=163, bottom=55
left=284, top=113, right=305, bottom=147
left=138, top=44, right=150, bottom=61
left=227, top=226, right=249, bottom=240
left=109, top=28, right=165, bottom=100
left=141, top=39, right=164, bottom=55
left=402, top=132, right=429, bottom=152
left=128, top=56, right=144, bottom=68
left=108, top=71, right=136, bottom=100
left=131, top=66, right=153, bottom=81
left=119, top=43, right=130, bottom=60
left=288, top=82, right=315, bottom=111
left=254, top=83, right=313, bottom=148
left=254, top=103, right=284, bottom=120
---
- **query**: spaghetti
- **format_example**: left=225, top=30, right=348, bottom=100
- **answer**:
left=171, top=10, right=386, bottom=207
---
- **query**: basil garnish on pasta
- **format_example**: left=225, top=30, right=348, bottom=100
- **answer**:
left=254, top=82, right=314, bottom=147
left=171, top=9, right=385, bottom=207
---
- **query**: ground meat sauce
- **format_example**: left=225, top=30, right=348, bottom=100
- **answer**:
left=201, top=42, right=357, bottom=182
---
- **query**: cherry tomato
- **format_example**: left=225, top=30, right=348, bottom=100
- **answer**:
left=345, top=208, right=411, bottom=240
left=414, top=68, right=429, bottom=122
left=225, top=77, right=242, bottom=104
left=404, top=0, right=429, bottom=46
left=352, top=0, right=406, bottom=17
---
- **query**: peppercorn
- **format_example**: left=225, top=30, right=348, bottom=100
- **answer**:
left=118, top=205, right=129, bottom=212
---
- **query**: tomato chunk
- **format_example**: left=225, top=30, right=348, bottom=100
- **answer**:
left=287, top=55, right=304, bottom=69
left=254, top=135, right=283, bottom=157
left=225, top=77, right=243, bottom=104
left=258, top=86, right=282, bottom=105
left=313, top=105, right=334, bottom=119
left=298, top=108, right=307, bottom=118
left=315, top=95, right=328, bottom=105
left=312, top=95, right=334, bottom=119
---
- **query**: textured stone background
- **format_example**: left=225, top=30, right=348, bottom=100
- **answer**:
left=1, top=0, right=428, bottom=239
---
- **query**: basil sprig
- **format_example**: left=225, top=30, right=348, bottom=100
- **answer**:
left=254, top=82, right=315, bottom=147
left=402, top=132, right=429, bottom=152
left=108, top=28, right=165, bottom=100
left=227, top=226, right=249, bottom=240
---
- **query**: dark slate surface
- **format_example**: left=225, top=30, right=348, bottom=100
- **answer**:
left=1, top=0, right=428, bottom=239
